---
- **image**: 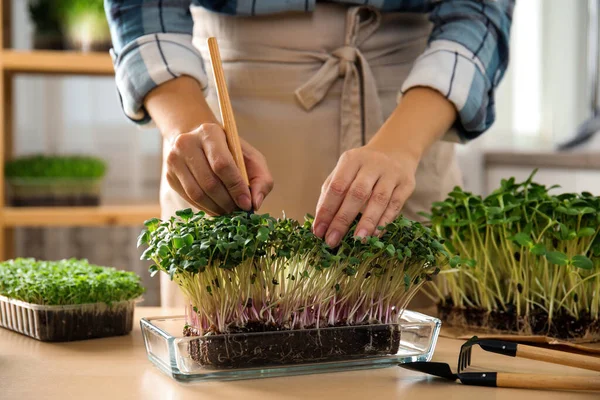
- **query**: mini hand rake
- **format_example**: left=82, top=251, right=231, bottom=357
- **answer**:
left=401, top=336, right=600, bottom=391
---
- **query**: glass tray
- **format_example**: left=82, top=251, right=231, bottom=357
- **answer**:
left=140, top=310, right=441, bottom=382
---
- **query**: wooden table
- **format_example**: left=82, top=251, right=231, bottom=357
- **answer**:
left=1, top=307, right=598, bottom=400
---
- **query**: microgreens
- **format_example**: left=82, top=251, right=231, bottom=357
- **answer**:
left=0, top=258, right=145, bottom=306
left=5, top=155, right=107, bottom=179
left=422, top=170, right=600, bottom=323
left=139, top=210, right=449, bottom=334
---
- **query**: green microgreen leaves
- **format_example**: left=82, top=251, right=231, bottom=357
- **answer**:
left=530, top=243, right=547, bottom=256
left=4, top=155, right=107, bottom=179
left=425, top=169, right=600, bottom=325
left=545, top=251, right=569, bottom=266
left=256, top=226, right=270, bottom=242
left=139, top=210, right=450, bottom=334
left=509, top=232, right=533, bottom=247
left=572, top=255, right=594, bottom=270
left=144, top=218, right=160, bottom=232
left=175, top=208, right=194, bottom=222
left=578, top=227, right=596, bottom=238
left=0, top=258, right=145, bottom=305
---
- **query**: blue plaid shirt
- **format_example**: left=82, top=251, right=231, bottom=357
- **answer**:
left=105, top=0, right=514, bottom=141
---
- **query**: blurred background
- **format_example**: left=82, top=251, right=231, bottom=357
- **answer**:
left=1, top=0, right=162, bottom=305
left=1, top=0, right=598, bottom=306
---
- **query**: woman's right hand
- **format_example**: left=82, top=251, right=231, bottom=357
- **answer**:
left=165, top=123, right=274, bottom=215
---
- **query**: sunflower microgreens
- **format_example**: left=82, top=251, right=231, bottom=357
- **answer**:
left=139, top=209, right=449, bottom=334
left=422, top=170, right=600, bottom=323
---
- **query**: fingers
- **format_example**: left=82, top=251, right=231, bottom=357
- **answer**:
left=313, top=152, right=361, bottom=241
left=322, top=169, right=378, bottom=248
left=165, top=123, right=263, bottom=214
left=182, top=143, right=239, bottom=213
left=198, top=124, right=252, bottom=211
left=241, top=139, right=274, bottom=210
left=168, top=135, right=235, bottom=212
left=313, top=146, right=418, bottom=248
left=353, top=178, right=396, bottom=238
left=376, top=184, right=413, bottom=232
left=166, top=169, right=224, bottom=216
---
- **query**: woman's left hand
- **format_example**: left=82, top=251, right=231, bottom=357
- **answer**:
left=312, top=145, right=419, bottom=247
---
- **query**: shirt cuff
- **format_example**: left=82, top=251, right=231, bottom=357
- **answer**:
left=112, top=33, right=209, bottom=125
left=400, top=40, right=492, bottom=143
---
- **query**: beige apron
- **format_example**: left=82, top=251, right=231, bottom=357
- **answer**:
left=159, top=4, right=462, bottom=307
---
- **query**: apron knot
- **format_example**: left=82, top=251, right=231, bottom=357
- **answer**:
left=332, top=45, right=357, bottom=76
left=293, top=6, right=385, bottom=155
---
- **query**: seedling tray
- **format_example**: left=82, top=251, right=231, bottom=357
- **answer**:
left=438, top=304, right=600, bottom=342
left=140, top=309, right=441, bottom=382
left=0, top=295, right=136, bottom=342
left=7, top=177, right=102, bottom=207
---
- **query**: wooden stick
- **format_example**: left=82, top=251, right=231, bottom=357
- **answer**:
left=207, top=37, right=249, bottom=186
left=497, top=373, right=600, bottom=391
left=516, top=344, right=600, bottom=372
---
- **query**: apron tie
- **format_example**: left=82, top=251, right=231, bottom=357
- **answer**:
left=332, top=46, right=357, bottom=76
left=295, top=6, right=385, bottom=155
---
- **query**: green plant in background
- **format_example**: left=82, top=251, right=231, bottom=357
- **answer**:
left=139, top=210, right=449, bottom=334
left=28, top=0, right=62, bottom=34
left=57, top=0, right=110, bottom=51
left=5, top=155, right=107, bottom=179
left=28, top=0, right=110, bottom=51
left=423, top=171, right=600, bottom=326
left=0, top=258, right=145, bottom=305
left=28, top=0, right=64, bottom=50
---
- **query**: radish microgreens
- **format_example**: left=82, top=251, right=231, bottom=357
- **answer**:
left=0, top=258, right=145, bottom=305
left=423, top=171, right=600, bottom=323
left=139, top=210, right=449, bottom=334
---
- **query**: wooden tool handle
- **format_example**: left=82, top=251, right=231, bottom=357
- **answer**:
left=207, top=37, right=250, bottom=186
left=497, top=373, right=600, bottom=391
left=517, top=344, right=600, bottom=372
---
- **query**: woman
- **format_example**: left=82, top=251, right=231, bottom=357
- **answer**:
left=106, top=0, right=513, bottom=307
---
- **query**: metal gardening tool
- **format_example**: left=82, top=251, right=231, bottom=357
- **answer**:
left=400, top=336, right=600, bottom=391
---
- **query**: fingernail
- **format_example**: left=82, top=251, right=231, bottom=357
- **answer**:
left=238, top=195, right=252, bottom=211
left=255, top=193, right=264, bottom=210
left=326, top=230, right=341, bottom=248
left=355, top=229, right=368, bottom=239
left=314, top=223, right=327, bottom=238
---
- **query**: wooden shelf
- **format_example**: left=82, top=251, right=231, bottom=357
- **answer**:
left=0, top=50, right=114, bottom=75
left=485, top=151, right=600, bottom=170
left=1, top=204, right=160, bottom=227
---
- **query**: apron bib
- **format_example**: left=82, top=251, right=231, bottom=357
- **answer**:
left=159, top=4, right=462, bottom=307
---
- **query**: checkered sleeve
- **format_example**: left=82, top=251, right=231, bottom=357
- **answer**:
left=105, top=0, right=208, bottom=125
left=400, top=0, right=515, bottom=142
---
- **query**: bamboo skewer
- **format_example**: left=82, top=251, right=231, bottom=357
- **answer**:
left=207, top=37, right=250, bottom=186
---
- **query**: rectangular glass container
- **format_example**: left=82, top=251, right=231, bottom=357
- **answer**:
left=140, top=309, right=441, bottom=382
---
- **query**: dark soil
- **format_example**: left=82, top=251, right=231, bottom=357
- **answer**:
left=35, top=306, right=134, bottom=342
left=438, top=299, right=600, bottom=342
left=184, top=322, right=402, bottom=369
left=11, top=195, right=99, bottom=207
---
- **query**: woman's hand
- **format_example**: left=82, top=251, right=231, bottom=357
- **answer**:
left=313, top=87, right=457, bottom=247
left=166, top=123, right=274, bottom=215
left=312, top=146, right=418, bottom=247
left=144, top=76, right=274, bottom=215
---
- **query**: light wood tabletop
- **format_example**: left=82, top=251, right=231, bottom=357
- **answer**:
left=1, top=307, right=598, bottom=400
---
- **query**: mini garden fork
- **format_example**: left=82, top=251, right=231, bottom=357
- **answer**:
left=401, top=336, right=600, bottom=391
left=459, top=336, right=600, bottom=373
left=455, top=336, right=600, bottom=390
